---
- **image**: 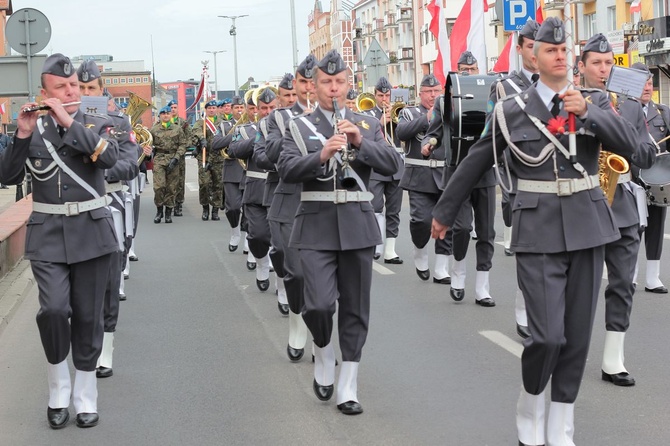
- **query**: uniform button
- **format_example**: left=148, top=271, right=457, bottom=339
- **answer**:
left=364, top=156, right=369, bottom=160
left=30, top=218, right=34, bottom=222
left=61, top=151, right=66, bottom=156
left=559, top=166, right=565, bottom=171
left=72, top=139, right=78, bottom=145
left=523, top=134, right=527, bottom=139
left=37, top=151, right=41, bottom=156
left=591, top=123, right=597, bottom=128
left=63, top=185, right=68, bottom=190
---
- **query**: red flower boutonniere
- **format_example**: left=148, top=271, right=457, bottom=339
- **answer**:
left=547, top=116, right=568, bottom=135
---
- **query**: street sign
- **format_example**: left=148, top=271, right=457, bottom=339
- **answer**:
left=0, top=55, right=47, bottom=96
left=362, top=38, right=390, bottom=67
left=5, top=8, right=51, bottom=56
left=613, top=54, right=629, bottom=67
left=502, top=0, right=536, bottom=32
left=607, top=30, right=625, bottom=55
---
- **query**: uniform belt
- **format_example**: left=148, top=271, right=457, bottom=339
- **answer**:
left=246, top=171, right=268, bottom=179
left=301, top=190, right=374, bottom=204
left=617, top=172, right=632, bottom=184
left=33, top=196, right=112, bottom=216
left=516, top=175, right=600, bottom=196
left=105, top=182, right=127, bottom=194
left=404, top=158, right=445, bottom=168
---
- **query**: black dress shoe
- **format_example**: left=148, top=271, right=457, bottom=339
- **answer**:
left=373, top=253, right=381, bottom=260
left=450, top=287, right=465, bottom=302
left=433, top=276, right=451, bottom=285
left=256, top=279, right=270, bottom=292
left=519, top=442, right=545, bottom=446
left=47, top=407, right=69, bottom=429
left=313, top=379, right=334, bottom=401
left=287, top=345, right=304, bottom=361
left=246, top=261, right=256, bottom=271
left=228, top=244, right=238, bottom=252
left=96, top=366, right=113, bottom=378
left=504, top=248, right=515, bottom=256
left=601, top=370, right=636, bottom=386
left=119, top=293, right=126, bottom=301
left=383, top=257, right=403, bottom=264
left=645, top=285, right=668, bottom=294
left=278, top=302, right=290, bottom=316
left=516, top=323, right=530, bottom=339
left=129, top=255, right=138, bottom=262
left=416, top=268, right=430, bottom=281
left=76, top=412, right=99, bottom=428
left=337, top=400, right=363, bottom=415
left=475, top=297, right=496, bottom=307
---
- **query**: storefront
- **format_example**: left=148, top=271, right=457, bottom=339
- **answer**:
left=638, top=16, right=670, bottom=104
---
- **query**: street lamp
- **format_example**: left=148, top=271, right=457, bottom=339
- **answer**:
left=204, top=50, right=226, bottom=100
left=218, top=14, right=249, bottom=96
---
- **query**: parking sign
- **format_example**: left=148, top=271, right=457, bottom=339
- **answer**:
left=503, top=0, right=536, bottom=32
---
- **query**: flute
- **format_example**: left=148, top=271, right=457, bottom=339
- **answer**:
left=22, top=101, right=82, bottom=113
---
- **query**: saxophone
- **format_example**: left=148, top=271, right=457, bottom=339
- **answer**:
left=598, top=150, right=629, bottom=205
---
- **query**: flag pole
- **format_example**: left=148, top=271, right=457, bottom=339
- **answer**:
left=564, top=0, right=577, bottom=162
left=201, top=61, right=209, bottom=169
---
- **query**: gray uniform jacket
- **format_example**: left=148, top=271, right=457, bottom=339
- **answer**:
left=253, top=116, right=277, bottom=207
left=433, top=87, right=639, bottom=254
left=212, top=118, right=245, bottom=184
left=106, top=112, right=140, bottom=183
left=366, top=106, right=404, bottom=181
left=0, top=112, right=120, bottom=264
left=278, top=107, right=403, bottom=251
left=423, top=95, right=497, bottom=189
left=610, top=96, right=656, bottom=228
left=490, top=71, right=533, bottom=102
left=229, top=123, right=262, bottom=204
left=396, top=104, right=445, bottom=194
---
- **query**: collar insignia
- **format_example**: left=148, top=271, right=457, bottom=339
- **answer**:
left=358, top=120, right=370, bottom=130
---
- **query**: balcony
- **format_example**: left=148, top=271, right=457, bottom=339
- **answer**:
left=399, top=47, right=414, bottom=61
left=375, top=18, right=385, bottom=33
left=389, top=51, right=399, bottom=65
left=385, top=13, right=398, bottom=29
left=397, top=8, right=412, bottom=23
left=363, top=23, right=373, bottom=36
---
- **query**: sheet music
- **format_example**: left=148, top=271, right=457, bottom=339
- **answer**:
left=80, top=96, right=109, bottom=115
left=606, top=65, right=649, bottom=100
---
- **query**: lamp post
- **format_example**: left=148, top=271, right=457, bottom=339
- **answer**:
left=204, top=50, right=226, bottom=100
left=218, top=14, right=249, bottom=96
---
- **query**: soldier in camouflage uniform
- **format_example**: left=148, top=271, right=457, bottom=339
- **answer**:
left=150, top=106, right=188, bottom=223
left=193, top=99, right=224, bottom=221
left=170, top=100, right=191, bottom=217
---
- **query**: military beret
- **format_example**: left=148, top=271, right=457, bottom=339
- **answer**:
left=167, top=100, right=177, bottom=107
left=76, top=60, right=101, bottom=83
left=317, top=50, right=346, bottom=76
left=375, top=77, right=392, bottom=93
left=519, top=20, right=540, bottom=41
left=583, top=33, right=612, bottom=54
left=205, top=99, right=218, bottom=108
left=297, top=54, right=317, bottom=79
left=216, top=100, right=225, bottom=107
left=631, top=62, right=653, bottom=79
left=346, top=89, right=357, bottom=100
left=457, top=51, right=477, bottom=66
left=257, top=87, right=277, bottom=104
left=420, top=74, right=439, bottom=87
left=221, top=98, right=232, bottom=105
left=159, top=105, right=171, bottom=114
left=42, top=53, right=74, bottom=77
left=231, top=96, right=244, bottom=106
left=279, top=73, right=295, bottom=90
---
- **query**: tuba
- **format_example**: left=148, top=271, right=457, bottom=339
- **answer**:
left=126, top=92, right=154, bottom=164
left=598, top=150, right=630, bottom=205
left=356, top=92, right=376, bottom=112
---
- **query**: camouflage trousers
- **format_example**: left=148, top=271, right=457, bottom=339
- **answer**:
left=198, top=160, right=224, bottom=208
left=153, top=154, right=180, bottom=208
left=176, top=155, right=186, bottom=204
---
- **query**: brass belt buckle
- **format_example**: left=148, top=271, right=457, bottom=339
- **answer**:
left=556, top=179, right=573, bottom=196
left=334, top=189, right=347, bottom=204
left=65, top=202, right=80, bottom=216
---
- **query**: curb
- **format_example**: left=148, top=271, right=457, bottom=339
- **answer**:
left=0, top=260, right=34, bottom=337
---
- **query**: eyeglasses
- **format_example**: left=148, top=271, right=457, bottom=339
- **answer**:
left=458, top=66, right=479, bottom=73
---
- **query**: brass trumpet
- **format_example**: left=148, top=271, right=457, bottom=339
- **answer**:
left=356, top=93, right=375, bottom=112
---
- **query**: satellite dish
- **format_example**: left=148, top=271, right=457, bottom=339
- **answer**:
left=5, top=8, right=52, bottom=56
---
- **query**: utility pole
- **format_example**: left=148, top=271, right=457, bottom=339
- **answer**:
left=219, top=15, right=249, bottom=96
left=204, top=50, right=226, bottom=100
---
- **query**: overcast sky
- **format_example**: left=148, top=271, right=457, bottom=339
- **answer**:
left=10, top=0, right=322, bottom=87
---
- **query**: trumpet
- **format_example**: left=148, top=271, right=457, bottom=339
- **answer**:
left=332, top=97, right=357, bottom=189
left=22, top=101, right=82, bottom=112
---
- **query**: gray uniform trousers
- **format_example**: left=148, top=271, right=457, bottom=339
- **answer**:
left=644, top=205, right=666, bottom=260
left=32, top=255, right=113, bottom=371
left=604, top=224, right=639, bottom=332
left=408, top=190, right=450, bottom=254
left=270, top=220, right=303, bottom=312
left=370, top=178, right=403, bottom=238
left=517, top=248, right=604, bottom=402
left=300, top=248, right=374, bottom=361
left=103, top=250, right=122, bottom=332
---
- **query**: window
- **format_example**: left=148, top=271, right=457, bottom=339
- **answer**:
left=606, top=6, right=616, bottom=31
left=654, top=0, right=665, bottom=17
left=105, top=78, right=111, bottom=84
left=584, top=13, right=597, bottom=39
left=113, top=78, right=118, bottom=84
left=120, top=78, right=126, bottom=84
left=143, top=76, right=149, bottom=83
left=128, top=78, right=134, bottom=84
left=135, top=77, right=141, bottom=83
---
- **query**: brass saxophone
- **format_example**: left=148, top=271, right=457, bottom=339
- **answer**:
left=598, top=150, right=630, bottom=205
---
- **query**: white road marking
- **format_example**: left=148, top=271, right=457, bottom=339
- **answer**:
left=186, top=182, right=199, bottom=192
left=372, top=262, right=395, bottom=275
left=480, top=330, right=523, bottom=358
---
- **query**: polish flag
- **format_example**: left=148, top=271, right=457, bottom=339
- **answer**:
left=536, top=0, right=544, bottom=23
left=449, top=0, right=489, bottom=73
left=0, top=102, right=5, bottom=115
left=492, top=34, right=516, bottom=73
left=630, top=0, right=642, bottom=13
left=427, top=0, right=450, bottom=85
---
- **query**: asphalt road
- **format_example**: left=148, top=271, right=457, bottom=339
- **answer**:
left=1, top=158, right=669, bottom=445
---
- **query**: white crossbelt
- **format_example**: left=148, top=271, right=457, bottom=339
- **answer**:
left=301, top=190, right=374, bottom=204
left=517, top=174, right=600, bottom=196
left=393, top=146, right=404, bottom=154
left=105, top=182, right=128, bottom=194
left=617, top=172, right=631, bottom=184
left=405, top=158, right=445, bottom=168
left=245, top=171, right=268, bottom=180
left=33, top=196, right=112, bottom=216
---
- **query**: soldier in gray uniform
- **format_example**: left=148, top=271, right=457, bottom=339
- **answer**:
left=578, top=35, right=656, bottom=387
left=279, top=50, right=402, bottom=415
left=631, top=62, right=670, bottom=294
left=489, top=20, right=540, bottom=338
left=431, top=19, right=641, bottom=444
left=396, top=74, right=451, bottom=284
left=367, top=77, right=405, bottom=264
left=345, top=89, right=357, bottom=112
left=77, top=60, right=140, bottom=379
left=170, top=100, right=190, bottom=217
left=228, top=88, right=278, bottom=291
left=255, top=73, right=299, bottom=315
left=213, top=96, right=247, bottom=252
left=0, top=53, right=120, bottom=429
left=150, top=106, right=189, bottom=223
left=423, top=51, right=497, bottom=307
left=266, top=55, right=317, bottom=360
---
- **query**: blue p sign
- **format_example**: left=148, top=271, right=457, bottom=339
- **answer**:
left=503, top=0, right=536, bottom=32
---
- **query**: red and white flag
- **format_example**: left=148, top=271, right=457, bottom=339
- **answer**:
left=536, top=0, right=544, bottom=23
left=427, top=0, right=450, bottom=85
left=449, top=0, right=489, bottom=73
left=630, top=0, right=642, bottom=13
left=492, top=34, right=516, bottom=73
left=0, top=102, right=5, bottom=115
left=186, top=65, right=209, bottom=112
